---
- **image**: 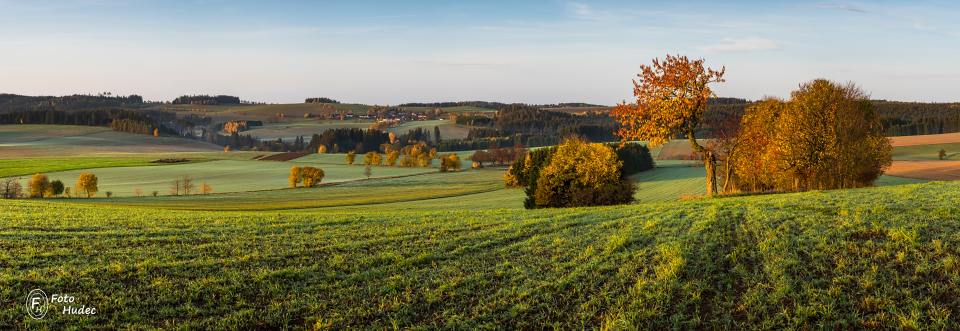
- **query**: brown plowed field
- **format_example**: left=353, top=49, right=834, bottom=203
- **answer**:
left=889, top=133, right=960, bottom=147
left=886, top=160, right=960, bottom=180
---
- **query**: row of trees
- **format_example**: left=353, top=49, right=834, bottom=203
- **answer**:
left=2, top=172, right=220, bottom=199
left=722, top=80, right=891, bottom=192
left=169, top=175, right=214, bottom=196
left=612, top=54, right=892, bottom=197
left=8, top=173, right=100, bottom=199
left=468, top=146, right=528, bottom=167
left=304, top=97, right=340, bottom=104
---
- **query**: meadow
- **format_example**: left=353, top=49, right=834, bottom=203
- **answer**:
left=21, top=159, right=435, bottom=197
left=4, top=180, right=960, bottom=329
left=0, top=125, right=221, bottom=158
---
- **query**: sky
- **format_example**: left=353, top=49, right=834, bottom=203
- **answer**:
left=0, top=0, right=958, bottom=105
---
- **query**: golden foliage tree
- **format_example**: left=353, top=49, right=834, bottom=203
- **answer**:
left=730, top=80, right=892, bottom=191
left=289, top=166, right=302, bottom=188
left=300, top=166, right=325, bottom=187
left=727, top=99, right=786, bottom=192
left=364, top=152, right=382, bottom=166
left=385, top=151, right=399, bottom=166
left=612, top=54, right=725, bottom=196
left=318, top=145, right=327, bottom=154
left=440, top=154, right=462, bottom=172
left=346, top=151, right=356, bottom=165
left=533, top=137, right=633, bottom=208
left=28, top=173, right=51, bottom=198
left=76, top=173, right=98, bottom=198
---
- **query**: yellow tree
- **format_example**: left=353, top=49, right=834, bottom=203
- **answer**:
left=76, top=173, right=98, bottom=198
left=301, top=167, right=325, bottom=187
left=289, top=166, right=302, bottom=188
left=346, top=151, right=356, bottom=165
left=28, top=173, right=51, bottom=198
left=385, top=150, right=399, bottom=166
left=612, top=54, right=725, bottom=196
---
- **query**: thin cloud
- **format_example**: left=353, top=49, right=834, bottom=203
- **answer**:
left=564, top=2, right=630, bottom=21
left=699, top=38, right=779, bottom=52
left=815, top=2, right=868, bottom=13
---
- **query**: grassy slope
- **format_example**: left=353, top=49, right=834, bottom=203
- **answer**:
left=386, top=120, right=471, bottom=140
left=893, top=142, right=960, bottom=160
left=71, top=169, right=504, bottom=210
left=0, top=125, right=220, bottom=158
left=3, top=181, right=960, bottom=329
left=23, top=160, right=434, bottom=197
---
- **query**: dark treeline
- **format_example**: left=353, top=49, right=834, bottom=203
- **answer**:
left=397, top=101, right=608, bottom=110
left=109, top=118, right=154, bottom=135
left=305, top=97, right=340, bottom=104
left=172, top=95, right=241, bottom=105
left=875, top=101, right=960, bottom=136
left=0, top=93, right=144, bottom=113
left=0, top=108, right=210, bottom=137
left=699, top=99, right=960, bottom=137
left=455, top=104, right=618, bottom=149
left=398, top=101, right=508, bottom=109
left=216, top=127, right=437, bottom=153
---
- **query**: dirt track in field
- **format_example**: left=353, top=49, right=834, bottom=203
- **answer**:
left=886, top=160, right=960, bottom=180
left=889, top=133, right=960, bottom=147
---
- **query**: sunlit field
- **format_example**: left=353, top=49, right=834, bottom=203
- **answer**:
left=4, top=181, right=960, bottom=328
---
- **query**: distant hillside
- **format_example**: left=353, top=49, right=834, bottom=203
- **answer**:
left=0, top=93, right=144, bottom=113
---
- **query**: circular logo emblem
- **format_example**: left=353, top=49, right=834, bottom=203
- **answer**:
left=25, top=289, right=49, bottom=319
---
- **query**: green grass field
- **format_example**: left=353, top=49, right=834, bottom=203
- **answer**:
left=70, top=169, right=505, bottom=210
left=893, top=142, right=960, bottom=160
left=20, top=160, right=435, bottom=197
left=5, top=180, right=960, bottom=328
left=385, top=119, right=471, bottom=140
left=0, top=125, right=221, bottom=158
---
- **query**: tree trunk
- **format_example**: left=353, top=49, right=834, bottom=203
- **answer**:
left=721, top=156, right=733, bottom=193
left=688, top=131, right=718, bottom=197
left=704, top=151, right=718, bottom=196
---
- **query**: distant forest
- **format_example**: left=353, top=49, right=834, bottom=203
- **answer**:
left=699, top=98, right=960, bottom=137
left=305, top=97, right=340, bottom=104
left=171, top=95, right=242, bottom=105
left=0, top=93, right=144, bottom=113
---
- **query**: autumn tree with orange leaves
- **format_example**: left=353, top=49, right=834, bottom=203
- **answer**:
left=612, top=55, right=725, bottom=196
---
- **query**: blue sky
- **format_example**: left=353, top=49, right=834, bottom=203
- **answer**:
left=1, top=0, right=958, bottom=104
